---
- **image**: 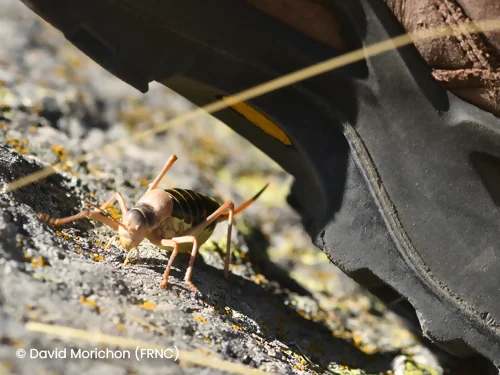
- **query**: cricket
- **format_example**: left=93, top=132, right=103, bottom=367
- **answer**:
left=38, top=154, right=268, bottom=290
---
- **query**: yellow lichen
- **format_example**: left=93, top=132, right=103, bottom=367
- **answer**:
left=5, top=135, right=30, bottom=154
left=24, top=254, right=48, bottom=268
left=51, top=145, right=79, bottom=176
left=231, top=324, right=243, bottom=331
left=138, top=301, right=155, bottom=310
left=351, top=333, right=379, bottom=354
left=101, top=202, right=122, bottom=221
left=51, top=145, right=67, bottom=161
left=55, top=230, right=72, bottom=241
left=115, top=323, right=126, bottom=332
left=194, top=316, right=207, bottom=324
left=31, top=257, right=46, bottom=268
left=91, top=253, right=104, bottom=262
left=32, top=274, right=63, bottom=284
left=79, top=297, right=103, bottom=313
left=251, top=273, right=268, bottom=285
left=399, top=358, right=439, bottom=375
left=293, top=363, right=306, bottom=371
left=297, top=310, right=311, bottom=321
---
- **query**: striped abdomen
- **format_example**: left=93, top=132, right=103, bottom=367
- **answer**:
left=165, top=188, right=221, bottom=233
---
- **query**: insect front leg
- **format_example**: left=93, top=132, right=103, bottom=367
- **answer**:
left=123, top=247, right=141, bottom=267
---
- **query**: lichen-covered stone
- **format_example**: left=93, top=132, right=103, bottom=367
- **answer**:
left=0, top=1, right=492, bottom=374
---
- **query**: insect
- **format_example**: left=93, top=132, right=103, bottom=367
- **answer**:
left=38, top=154, right=268, bottom=290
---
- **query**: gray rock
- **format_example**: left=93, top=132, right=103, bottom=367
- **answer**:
left=0, top=0, right=492, bottom=374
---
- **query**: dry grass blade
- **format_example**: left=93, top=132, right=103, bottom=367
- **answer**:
left=3, top=18, right=500, bottom=194
left=25, top=321, right=268, bottom=375
left=0, top=363, right=14, bottom=375
left=123, top=311, right=168, bottom=335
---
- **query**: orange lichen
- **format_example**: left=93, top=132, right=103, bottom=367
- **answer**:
left=194, top=317, right=207, bottom=324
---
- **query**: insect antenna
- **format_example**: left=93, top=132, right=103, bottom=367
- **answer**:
left=219, top=183, right=269, bottom=220
left=82, top=199, right=128, bottom=230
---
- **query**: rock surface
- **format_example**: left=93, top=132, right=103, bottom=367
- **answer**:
left=0, top=1, right=495, bottom=374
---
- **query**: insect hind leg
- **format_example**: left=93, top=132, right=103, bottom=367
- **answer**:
left=183, top=200, right=235, bottom=280
left=223, top=203, right=235, bottom=280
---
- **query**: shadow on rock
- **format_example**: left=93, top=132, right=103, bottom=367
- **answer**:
left=0, top=147, right=85, bottom=223
left=142, top=248, right=396, bottom=373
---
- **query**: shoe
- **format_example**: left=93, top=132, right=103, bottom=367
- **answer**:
left=19, top=0, right=500, bottom=366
